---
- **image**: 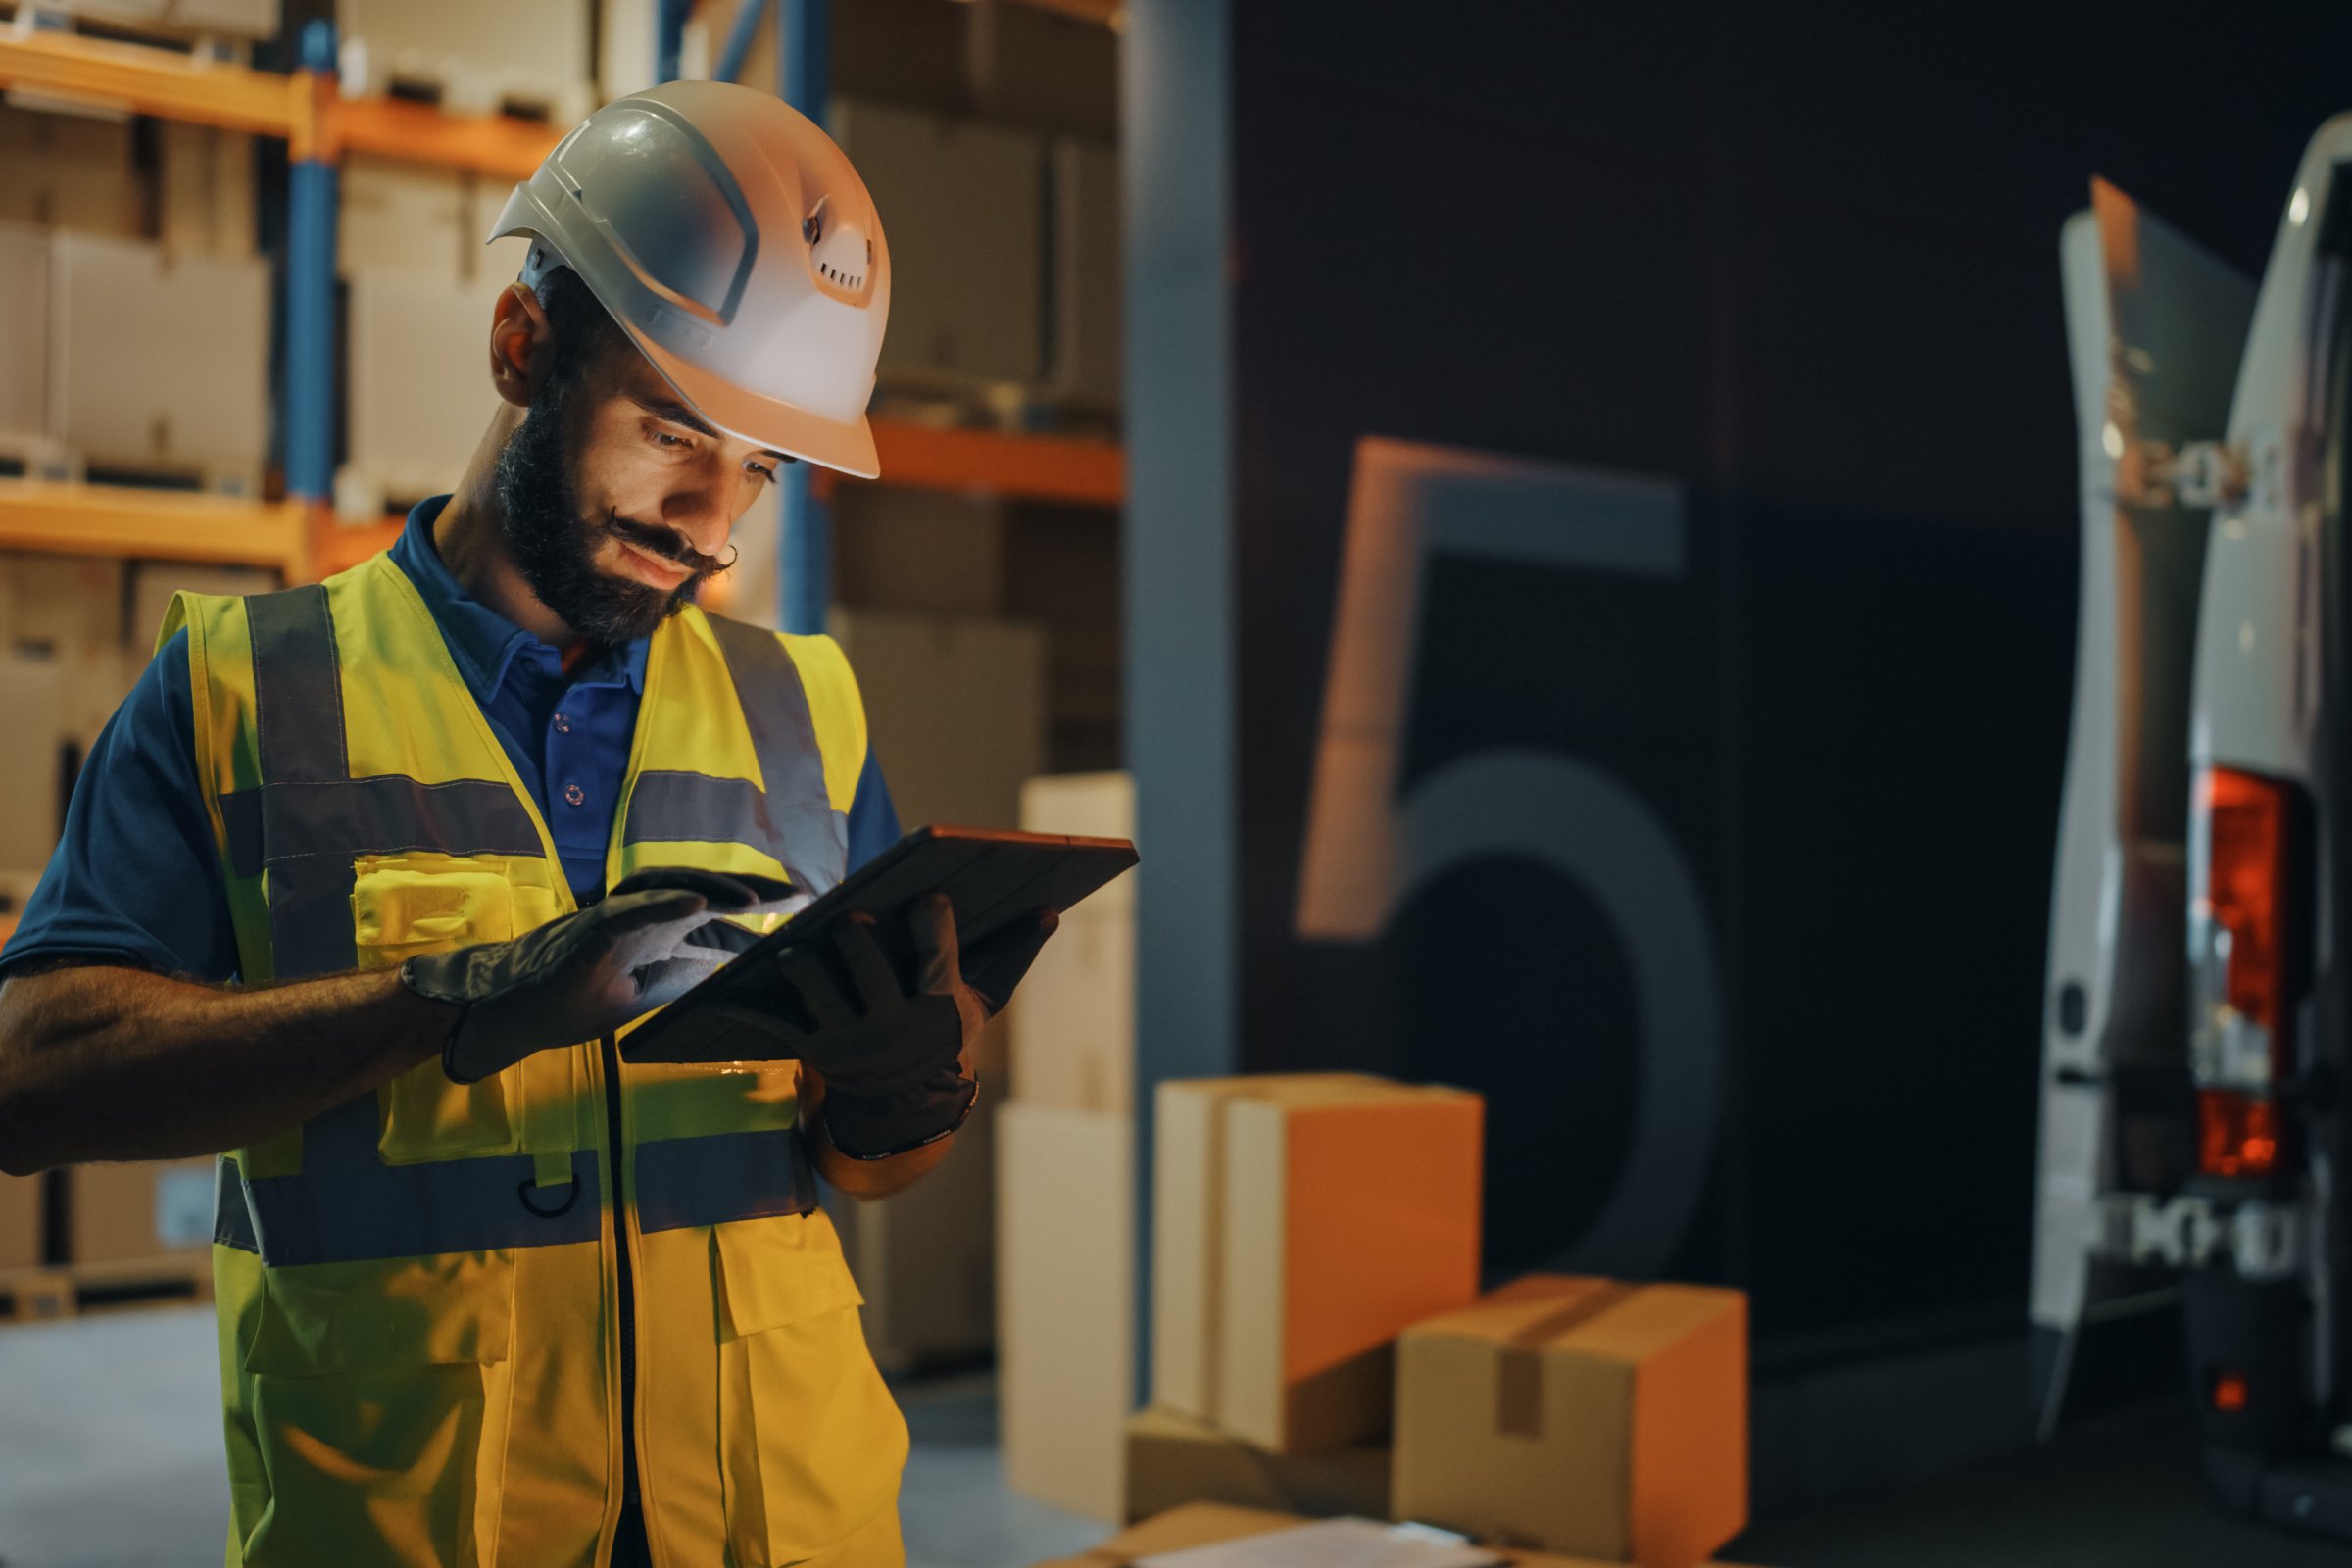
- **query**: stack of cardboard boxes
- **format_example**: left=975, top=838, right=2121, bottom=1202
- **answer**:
left=994, top=844, right=1753, bottom=1565
left=1130, top=1074, right=1486, bottom=1521
left=335, top=155, right=527, bottom=518
left=0, top=104, right=268, bottom=490
left=0, top=551, right=272, bottom=1294
left=998, top=770, right=1141, bottom=1518
left=817, top=603, right=1048, bottom=1370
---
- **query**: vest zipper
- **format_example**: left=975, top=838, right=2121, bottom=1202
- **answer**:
left=602, top=1030, right=642, bottom=1515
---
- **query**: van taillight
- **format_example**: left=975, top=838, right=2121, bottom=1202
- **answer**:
left=2198, top=1089, right=2281, bottom=1178
left=2193, top=767, right=2295, bottom=1178
left=2205, top=769, right=2290, bottom=1051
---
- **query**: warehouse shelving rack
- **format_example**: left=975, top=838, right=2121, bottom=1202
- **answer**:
left=0, top=6, right=1123, bottom=612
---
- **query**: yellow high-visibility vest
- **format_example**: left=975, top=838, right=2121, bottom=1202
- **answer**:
left=164, top=552, right=908, bottom=1567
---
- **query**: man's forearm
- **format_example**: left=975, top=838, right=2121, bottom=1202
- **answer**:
left=0, top=964, right=460, bottom=1174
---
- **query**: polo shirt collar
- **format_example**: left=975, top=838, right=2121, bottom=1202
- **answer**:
left=388, top=497, right=650, bottom=704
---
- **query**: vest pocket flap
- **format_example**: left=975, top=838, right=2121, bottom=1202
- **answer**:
left=351, top=863, right=517, bottom=956
left=245, top=1251, right=516, bottom=1377
left=713, top=1211, right=864, bottom=1341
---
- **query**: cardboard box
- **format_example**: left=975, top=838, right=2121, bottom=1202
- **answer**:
left=0, top=1171, right=43, bottom=1270
left=968, top=0, right=1119, bottom=142
left=1031, top=1503, right=1754, bottom=1568
left=159, top=121, right=258, bottom=261
left=1010, top=773, right=1135, bottom=1111
left=64, top=1158, right=216, bottom=1266
left=1021, top=773, right=1136, bottom=900
left=341, top=155, right=472, bottom=281
left=826, top=1016, right=1010, bottom=1369
left=0, top=105, right=139, bottom=236
left=1123, top=1405, right=1388, bottom=1526
left=831, top=97, right=1044, bottom=386
left=344, top=269, right=502, bottom=511
left=831, top=484, right=1009, bottom=616
left=50, top=235, right=269, bottom=483
left=1153, top=1075, right=1484, bottom=1453
left=0, top=653, right=66, bottom=876
left=828, top=607, right=1047, bottom=832
left=1048, top=139, right=1121, bottom=404
left=999, top=1099, right=1135, bottom=1520
left=2, top=553, right=123, bottom=657
left=834, top=0, right=970, bottom=114
left=0, top=223, right=49, bottom=444
left=1394, top=1277, right=1748, bottom=1568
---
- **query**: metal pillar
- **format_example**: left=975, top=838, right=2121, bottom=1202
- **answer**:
left=284, top=19, right=339, bottom=507
left=777, top=0, right=831, bottom=635
left=655, top=0, right=695, bottom=87
left=714, top=0, right=768, bottom=84
left=1124, top=0, right=1238, bottom=1404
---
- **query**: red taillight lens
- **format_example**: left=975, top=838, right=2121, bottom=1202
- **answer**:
left=2205, top=769, right=2290, bottom=1051
left=2198, top=1089, right=2280, bottom=1178
left=2212, top=1369, right=2251, bottom=1412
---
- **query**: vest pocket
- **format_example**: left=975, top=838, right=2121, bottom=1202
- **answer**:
left=712, top=1212, right=907, bottom=1565
left=240, top=1251, right=516, bottom=1568
left=352, top=859, right=524, bottom=1162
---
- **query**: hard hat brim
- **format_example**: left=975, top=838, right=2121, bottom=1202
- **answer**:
left=626, top=323, right=882, bottom=481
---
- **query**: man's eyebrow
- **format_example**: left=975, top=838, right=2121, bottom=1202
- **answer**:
left=629, top=393, right=792, bottom=463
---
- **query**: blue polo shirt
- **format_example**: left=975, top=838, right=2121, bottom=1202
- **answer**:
left=0, top=498, right=900, bottom=983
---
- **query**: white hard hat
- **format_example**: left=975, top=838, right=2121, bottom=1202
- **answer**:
left=489, top=79, right=890, bottom=478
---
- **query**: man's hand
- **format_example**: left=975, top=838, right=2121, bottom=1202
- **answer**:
left=400, top=867, right=808, bottom=1084
left=710, top=894, right=1057, bottom=1155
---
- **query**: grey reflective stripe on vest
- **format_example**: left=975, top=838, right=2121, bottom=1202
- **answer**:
left=224, top=1099, right=603, bottom=1266
left=235, top=586, right=542, bottom=978
left=628, top=615, right=848, bottom=895
left=634, top=1127, right=817, bottom=1234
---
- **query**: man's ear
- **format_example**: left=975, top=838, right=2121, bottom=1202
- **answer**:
left=489, top=283, right=554, bottom=409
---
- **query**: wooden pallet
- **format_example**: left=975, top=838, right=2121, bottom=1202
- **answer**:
left=74, top=451, right=266, bottom=500
left=337, top=45, right=592, bottom=129
left=8, top=3, right=273, bottom=57
left=0, top=1250, right=215, bottom=1326
left=0, top=431, right=79, bottom=485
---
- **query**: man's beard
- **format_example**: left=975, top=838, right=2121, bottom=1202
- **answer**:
left=493, top=377, right=719, bottom=646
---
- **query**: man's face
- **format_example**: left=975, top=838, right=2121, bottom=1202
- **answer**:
left=495, top=340, right=788, bottom=645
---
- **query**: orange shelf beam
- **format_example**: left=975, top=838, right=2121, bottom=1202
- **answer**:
left=329, top=96, right=566, bottom=181
left=0, top=482, right=303, bottom=571
left=858, top=420, right=1124, bottom=508
left=0, top=30, right=304, bottom=138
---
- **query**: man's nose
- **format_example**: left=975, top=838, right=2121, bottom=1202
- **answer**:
left=660, top=480, right=733, bottom=556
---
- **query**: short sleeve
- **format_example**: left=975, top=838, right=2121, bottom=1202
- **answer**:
left=845, top=750, right=901, bottom=873
left=0, top=630, right=240, bottom=983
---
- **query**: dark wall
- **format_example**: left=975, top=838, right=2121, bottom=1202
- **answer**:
left=1226, top=0, right=2352, bottom=1357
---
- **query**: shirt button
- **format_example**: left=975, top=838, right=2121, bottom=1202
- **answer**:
left=553, top=713, right=572, bottom=734
left=564, top=783, right=586, bottom=807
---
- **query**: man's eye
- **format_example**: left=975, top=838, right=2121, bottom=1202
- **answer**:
left=653, top=430, right=690, bottom=449
left=748, top=463, right=777, bottom=484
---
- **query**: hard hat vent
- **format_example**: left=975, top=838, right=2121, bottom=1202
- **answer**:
left=810, top=220, right=872, bottom=295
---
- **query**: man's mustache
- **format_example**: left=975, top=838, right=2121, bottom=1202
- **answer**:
left=603, top=511, right=727, bottom=576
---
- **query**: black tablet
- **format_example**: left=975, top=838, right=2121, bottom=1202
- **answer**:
left=618, top=823, right=1139, bottom=1064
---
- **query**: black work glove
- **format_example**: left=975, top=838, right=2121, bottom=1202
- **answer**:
left=399, top=867, right=808, bottom=1085
left=703, top=893, right=1057, bottom=1156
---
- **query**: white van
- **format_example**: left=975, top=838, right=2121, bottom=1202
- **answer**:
left=2036, top=118, right=2352, bottom=1536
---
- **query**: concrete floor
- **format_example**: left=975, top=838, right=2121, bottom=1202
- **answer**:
left=0, top=1306, right=1103, bottom=1568
left=0, top=1306, right=2342, bottom=1568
